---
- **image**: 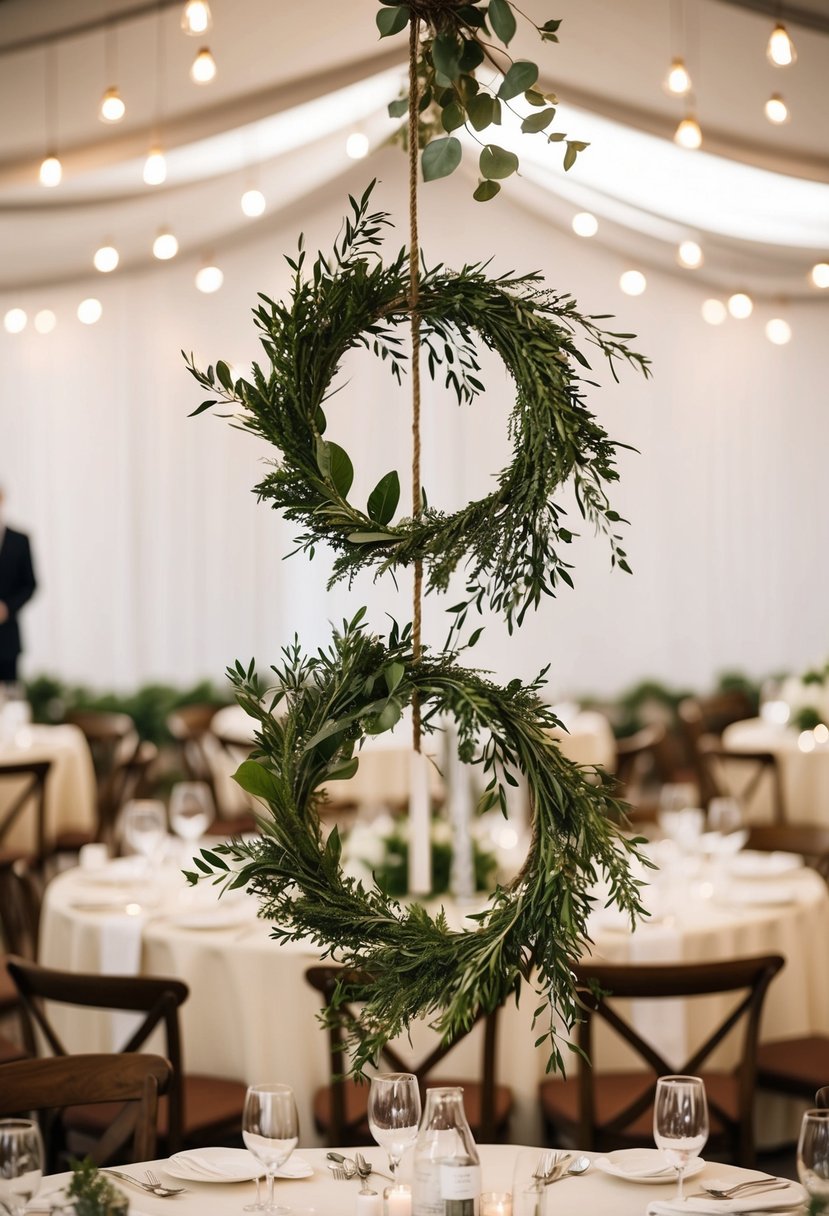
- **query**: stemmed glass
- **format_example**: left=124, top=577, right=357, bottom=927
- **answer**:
left=653, top=1075, right=709, bottom=1202
left=242, top=1083, right=299, bottom=1215
left=797, top=1108, right=829, bottom=1207
left=367, top=1072, right=421, bottom=1182
left=0, top=1119, right=44, bottom=1216
left=120, top=800, right=167, bottom=870
left=169, top=782, right=214, bottom=844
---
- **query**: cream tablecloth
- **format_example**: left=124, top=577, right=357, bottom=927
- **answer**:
left=0, top=723, right=96, bottom=854
left=722, top=718, right=829, bottom=824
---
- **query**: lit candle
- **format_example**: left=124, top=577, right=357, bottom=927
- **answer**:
left=384, top=1183, right=412, bottom=1216
left=355, top=1189, right=382, bottom=1216
left=408, top=750, right=432, bottom=895
left=480, top=1193, right=512, bottom=1216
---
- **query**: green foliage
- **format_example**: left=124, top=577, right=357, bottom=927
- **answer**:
left=184, top=185, right=650, bottom=635
left=185, top=614, right=650, bottom=1076
left=380, top=1, right=588, bottom=199
left=66, top=1158, right=128, bottom=1216
left=794, top=707, right=825, bottom=732
left=349, top=815, right=498, bottom=899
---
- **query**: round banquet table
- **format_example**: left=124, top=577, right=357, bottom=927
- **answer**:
left=39, top=845, right=829, bottom=1149
left=37, top=1146, right=806, bottom=1216
left=0, top=723, right=96, bottom=854
left=722, top=717, right=829, bottom=825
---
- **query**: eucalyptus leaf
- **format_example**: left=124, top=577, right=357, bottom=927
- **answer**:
left=422, top=136, right=462, bottom=181
left=432, top=32, right=462, bottom=80
left=521, top=107, right=556, bottom=133
left=487, top=0, right=516, bottom=44
left=376, top=5, right=410, bottom=37
left=233, top=760, right=279, bottom=802
left=473, top=180, right=501, bottom=202
left=497, top=60, right=539, bottom=99
left=479, top=143, right=519, bottom=179
left=441, top=101, right=466, bottom=133
left=367, top=470, right=401, bottom=525
left=467, top=93, right=495, bottom=132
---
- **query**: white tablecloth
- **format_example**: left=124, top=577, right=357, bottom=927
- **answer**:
left=0, top=724, right=96, bottom=854
left=39, top=849, right=829, bottom=1148
left=722, top=717, right=829, bottom=824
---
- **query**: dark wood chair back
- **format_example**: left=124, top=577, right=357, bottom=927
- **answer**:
left=0, top=761, right=51, bottom=867
left=697, top=741, right=786, bottom=823
left=167, top=704, right=222, bottom=800
left=0, top=1052, right=171, bottom=1166
left=6, top=957, right=190, bottom=1154
left=745, top=825, right=829, bottom=883
left=306, top=965, right=507, bottom=1144
left=0, top=856, right=40, bottom=960
left=570, top=955, right=783, bottom=1164
left=677, top=693, right=756, bottom=807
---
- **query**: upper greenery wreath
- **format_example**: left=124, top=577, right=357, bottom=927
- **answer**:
left=185, top=186, right=649, bottom=632
left=186, top=613, right=650, bottom=1074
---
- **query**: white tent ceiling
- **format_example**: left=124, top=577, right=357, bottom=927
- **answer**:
left=0, top=0, right=828, bottom=297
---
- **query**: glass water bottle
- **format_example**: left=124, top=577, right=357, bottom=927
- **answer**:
left=412, top=1087, right=481, bottom=1216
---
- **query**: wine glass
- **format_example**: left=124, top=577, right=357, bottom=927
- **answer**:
left=708, top=797, right=743, bottom=837
left=367, top=1072, right=421, bottom=1180
left=653, top=1075, right=709, bottom=1201
left=0, top=1119, right=44, bottom=1216
left=120, top=800, right=167, bottom=869
left=797, top=1108, right=829, bottom=1206
left=169, top=782, right=214, bottom=843
left=242, top=1083, right=299, bottom=1215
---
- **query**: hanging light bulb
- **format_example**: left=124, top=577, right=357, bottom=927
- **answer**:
left=677, top=240, right=703, bottom=269
left=765, top=318, right=792, bottom=345
left=767, top=22, right=796, bottom=66
left=93, top=244, right=119, bottom=273
left=77, top=298, right=103, bottom=325
left=195, top=264, right=223, bottom=293
left=39, top=153, right=62, bottom=187
left=241, top=188, right=266, bottom=217
left=3, top=308, right=27, bottom=334
left=811, top=263, right=829, bottom=289
left=674, top=115, right=702, bottom=150
left=99, top=85, right=126, bottom=123
left=764, top=93, right=789, bottom=124
left=190, top=47, right=216, bottom=84
left=153, top=230, right=179, bottom=260
left=619, top=270, right=647, bottom=296
left=728, top=291, right=753, bottom=319
left=143, top=147, right=167, bottom=186
left=345, top=132, right=370, bottom=159
left=701, top=299, right=727, bottom=326
left=571, top=212, right=598, bottom=237
left=181, top=0, right=212, bottom=35
left=664, top=56, right=692, bottom=96
left=34, top=309, right=57, bottom=334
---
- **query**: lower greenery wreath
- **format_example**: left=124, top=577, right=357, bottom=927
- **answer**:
left=186, top=611, right=650, bottom=1075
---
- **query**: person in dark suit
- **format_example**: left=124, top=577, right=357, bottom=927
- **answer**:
left=0, top=488, right=37, bottom=684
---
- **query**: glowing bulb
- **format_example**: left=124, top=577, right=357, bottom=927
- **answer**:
left=678, top=240, right=703, bottom=269
left=99, top=86, right=126, bottom=123
left=345, top=132, right=370, bottom=160
left=674, top=116, right=702, bottom=150
left=195, top=265, right=223, bottom=293
left=241, top=188, right=266, bottom=217
left=810, top=263, right=829, bottom=289
left=815, top=724, right=829, bottom=745
left=619, top=270, right=646, bottom=296
left=728, top=292, right=753, bottom=319
left=3, top=308, right=27, bottom=334
left=77, top=298, right=103, bottom=325
left=153, top=231, right=179, bottom=260
left=765, top=318, right=792, bottom=345
left=701, top=298, right=727, bottom=326
left=181, top=0, right=212, bottom=35
left=190, top=47, right=216, bottom=84
left=798, top=730, right=816, bottom=753
left=93, top=244, right=119, bottom=273
left=664, top=56, right=692, bottom=96
left=572, top=211, right=598, bottom=237
left=39, top=154, right=62, bottom=187
left=143, top=148, right=167, bottom=186
left=764, top=93, right=789, bottom=124
left=767, top=22, right=796, bottom=67
left=34, top=309, right=56, bottom=334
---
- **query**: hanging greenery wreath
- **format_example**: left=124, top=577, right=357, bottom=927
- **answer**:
left=186, top=613, right=650, bottom=1074
left=184, top=186, right=649, bottom=632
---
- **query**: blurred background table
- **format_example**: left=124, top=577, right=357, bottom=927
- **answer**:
left=722, top=718, right=829, bottom=825
left=0, top=725, right=96, bottom=856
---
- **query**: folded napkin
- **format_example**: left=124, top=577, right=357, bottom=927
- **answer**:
left=647, top=1178, right=806, bottom=1214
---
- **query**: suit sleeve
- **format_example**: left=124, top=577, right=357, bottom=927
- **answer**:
left=5, top=534, right=37, bottom=614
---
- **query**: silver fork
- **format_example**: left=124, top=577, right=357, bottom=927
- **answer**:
left=104, top=1168, right=188, bottom=1197
left=692, top=1179, right=787, bottom=1201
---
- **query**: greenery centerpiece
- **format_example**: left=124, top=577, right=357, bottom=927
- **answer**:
left=185, top=0, right=652, bottom=1076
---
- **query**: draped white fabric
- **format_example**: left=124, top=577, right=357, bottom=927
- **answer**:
left=2, top=150, right=827, bottom=696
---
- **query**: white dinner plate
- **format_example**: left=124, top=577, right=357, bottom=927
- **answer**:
left=594, top=1149, right=705, bottom=1184
left=165, top=1148, right=312, bottom=1183
left=161, top=904, right=253, bottom=930
left=720, top=884, right=797, bottom=907
left=727, top=851, right=803, bottom=879
left=76, top=858, right=149, bottom=886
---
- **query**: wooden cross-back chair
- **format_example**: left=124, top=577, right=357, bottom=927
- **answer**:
left=677, top=692, right=769, bottom=812
left=698, top=740, right=786, bottom=824
left=0, top=1052, right=171, bottom=1169
left=0, top=760, right=51, bottom=868
left=745, top=825, right=829, bottom=884
left=0, top=855, right=40, bottom=1062
left=6, top=957, right=246, bottom=1159
left=540, top=955, right=784, bottom=1168
left=305, top=965, right=513, bottom=1146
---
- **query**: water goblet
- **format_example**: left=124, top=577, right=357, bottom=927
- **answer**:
left=798, top=1108, right=829, bottom=1207
left=653, top=1074, right=708, bottom=1202
left=0, top=1119, right=44, bottom=1216
left=242, top=1083, right=299, bottom=1215
left=367, top=1072, right=421, bottom=1182
left=120, top=799, right=167, bottom=869
left=169, top=781, right=214, bottom=843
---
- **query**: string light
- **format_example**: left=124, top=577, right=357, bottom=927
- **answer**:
left=728, top=291, right=753, bottom=319
left=764, top=93, right=789, bottom=124
left=34, top=310, right=56, bottom=334
left=767, top=22, right=796, bottom=66
left=811, top=263, right=829, bottom=289
left=701, top=299, right=727, bottom=325
left=345, top=132, right=370, bottom=159
left=572, top=212, right=598, bottom=237
left=620, top=270, right=647, bottom=296
left=153, top=230, right=179, bottom=260
left=190, top=47, right=216, bottom=84
left=77, top=298, right=103, bottom=325
left=195, top=265, right=223, bottom=293
left=765, top=317, right=792, bottom=345
left=674, top=115, right=702, bottom=150
left=39, top=154, right=62, bottom=187
left=3, top=309, right=27, bottom=334
left=143, top=148, right=167, bottom=185
left=677, top=240, right=703, bottom=269
left=99, top=25, right=125, bottom=122
left=241, top=188, right=266, bottom=217
left=93, top=244, right=119, bottom=273
left=664, top=56, right=692, bottom=95
left=99, top=86, right=125, bottom=123
left=181, top=1, right=212, bottom=35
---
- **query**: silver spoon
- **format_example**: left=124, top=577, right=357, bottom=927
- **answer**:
left=546, top=1155, right=591, bottom=1183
